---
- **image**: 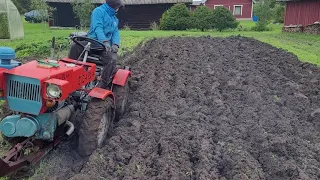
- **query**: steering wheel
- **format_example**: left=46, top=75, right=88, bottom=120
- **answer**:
left=71, top=36, right=105, bottom=51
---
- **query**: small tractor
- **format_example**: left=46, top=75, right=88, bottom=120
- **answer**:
left=0, top=36, right=131, bottom=177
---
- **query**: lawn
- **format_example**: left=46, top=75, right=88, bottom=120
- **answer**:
left=0, top=19, right=320, bottom=65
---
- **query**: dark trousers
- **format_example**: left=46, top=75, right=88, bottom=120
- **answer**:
left=68, top=42, right=117, bottom=87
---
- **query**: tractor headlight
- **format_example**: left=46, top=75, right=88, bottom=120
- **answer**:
left=46, top=84, right=61, bottom=98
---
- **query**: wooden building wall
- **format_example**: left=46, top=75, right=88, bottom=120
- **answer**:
left=284, top=0, right=320, bottom=26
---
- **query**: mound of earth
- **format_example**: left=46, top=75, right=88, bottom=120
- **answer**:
left=27, top=36, right=320, bottom=180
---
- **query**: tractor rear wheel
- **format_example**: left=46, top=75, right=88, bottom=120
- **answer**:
left=113, top=77, right=131, bottom=121
left=77, top=97, right=115, bottom=157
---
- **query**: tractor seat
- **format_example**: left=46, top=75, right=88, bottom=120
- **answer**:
left=69, top=31, right=88, bottom=38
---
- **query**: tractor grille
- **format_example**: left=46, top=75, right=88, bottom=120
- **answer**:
left=7, top=80, right=41, bottom=102
left=6, top=75, right=42, bottom=115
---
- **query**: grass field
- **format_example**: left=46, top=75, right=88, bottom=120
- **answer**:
left=0, top=20, right=319, bottom=65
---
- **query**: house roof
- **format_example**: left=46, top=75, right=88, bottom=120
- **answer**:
left=44, top=0, right=193, bottom=4
left=191, top=0, right=256, bottom=6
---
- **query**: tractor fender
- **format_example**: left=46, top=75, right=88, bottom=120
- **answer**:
left=88, top=87, right=115, bottom=102
left=112, top=69, right=131, bottom=87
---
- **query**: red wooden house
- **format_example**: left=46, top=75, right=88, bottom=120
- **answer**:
left=279, top=0, right=320, bottom=34
left=190, top=0, right=254, bottom=20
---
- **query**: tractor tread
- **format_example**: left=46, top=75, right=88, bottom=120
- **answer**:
left=77, top=97, right=114, bottom=157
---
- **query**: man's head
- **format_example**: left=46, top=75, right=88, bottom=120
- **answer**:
left=106, top=0, right=124, bottom=11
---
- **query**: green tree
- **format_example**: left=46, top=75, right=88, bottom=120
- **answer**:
left=31, top=0, right=50, bottom=22
left=252, top=0, right=273, bottom=31
left=12, top=0, right=32, bottom=14
left=191, top=6, right=213, bottom=31
left=72, top=0, right=95, bottom=29
left=159, top=3, right=191, bottom=30
left=210, top=6, right=239, bottom=32
left=273, top=3, right=285, bottom=23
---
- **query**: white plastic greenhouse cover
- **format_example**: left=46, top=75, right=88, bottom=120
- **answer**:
left=0, top=0, right=24, bottom=40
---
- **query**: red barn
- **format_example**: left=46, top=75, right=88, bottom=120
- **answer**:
left=190, top=0, right=254, bottom=20
left=279, top=0, right=320, bottom=34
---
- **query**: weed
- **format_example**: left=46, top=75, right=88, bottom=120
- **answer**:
left=150, top=21, right=159, bottom=31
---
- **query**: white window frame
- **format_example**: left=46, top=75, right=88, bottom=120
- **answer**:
left=233, top=5, right=243, bottom=16
left=214, top=5, right=224, bottom=9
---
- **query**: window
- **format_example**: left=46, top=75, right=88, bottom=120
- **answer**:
left=233, top=5, right=243, bottom=15
left=214, top=5, right=223, bottom=9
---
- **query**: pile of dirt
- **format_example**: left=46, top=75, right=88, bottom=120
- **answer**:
left=29, top=36, right=320, bottom=179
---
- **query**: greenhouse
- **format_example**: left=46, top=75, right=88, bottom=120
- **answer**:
left=0, top=0, right=24, bottom=40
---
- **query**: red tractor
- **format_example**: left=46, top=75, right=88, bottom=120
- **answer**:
left=0, top=36, right=131, bottom=177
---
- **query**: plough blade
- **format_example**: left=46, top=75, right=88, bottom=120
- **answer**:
left=0, top=135, right=64, bottom=177
left=0, top=156, right=28, bottom=177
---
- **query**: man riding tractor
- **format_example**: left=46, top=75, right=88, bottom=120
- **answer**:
left=68, top=0, right=124, bottom=89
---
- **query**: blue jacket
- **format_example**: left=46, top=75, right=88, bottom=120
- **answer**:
left=87, top=3, right=120, bottom=46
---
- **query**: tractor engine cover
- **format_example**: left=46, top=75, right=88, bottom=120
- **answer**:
left=0, top=113, right=57, bottom=140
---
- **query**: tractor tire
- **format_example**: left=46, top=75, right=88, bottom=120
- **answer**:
left=113, top=77, right=131, bottom=121
left=77, top=97, right=115, bottom=157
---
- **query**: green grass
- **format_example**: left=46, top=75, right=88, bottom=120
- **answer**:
left=0, top=19, right=320, bottom=65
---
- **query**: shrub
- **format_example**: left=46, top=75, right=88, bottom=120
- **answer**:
left=159, top=3, right=191, bottom=30
left=210, top=6, right=239, bottom=31
left=0, top=14, right=10, bottom=39
left=251, top=21, right=271, bottom=31
left=191, top=6, right=213, bottom=31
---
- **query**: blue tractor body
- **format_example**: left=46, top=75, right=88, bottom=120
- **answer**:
left=6, top=74, right=42, bottom=115
left=0, top=113, right=57, bottom=141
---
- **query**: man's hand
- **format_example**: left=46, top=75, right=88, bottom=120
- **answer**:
left=112, top=44, right=119, bottom=53
left=103, top=41, right=112, bottom=52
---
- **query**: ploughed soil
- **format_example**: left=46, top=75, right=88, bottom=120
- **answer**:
left=8, top=36, right=320, bottom=180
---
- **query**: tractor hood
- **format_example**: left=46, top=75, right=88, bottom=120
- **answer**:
left=1, top=58, right=96, bottom=115
left=4, top=60, right=77, bottom=81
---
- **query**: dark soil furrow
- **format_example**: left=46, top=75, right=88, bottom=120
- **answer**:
left=27, top=36, right=320, bottom=180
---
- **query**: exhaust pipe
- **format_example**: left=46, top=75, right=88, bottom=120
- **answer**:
left=54, top=105, right=76, bottom=137
left=65, top=121, right=74, bottom=136
left=56, top=105, right=75, bottom=126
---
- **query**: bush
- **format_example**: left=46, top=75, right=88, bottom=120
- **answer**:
left=210, top=6, right=239, bottom=31
left=0, top=14, right=10, bottom=39
left=251, top=21, right=271, bottom=31
left=191, top=6, right=213, bottom=31
left=159, top=3, right=191, bottom=30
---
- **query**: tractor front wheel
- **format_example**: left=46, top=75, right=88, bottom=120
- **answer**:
left=77, top=97, right=115, bottom=157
